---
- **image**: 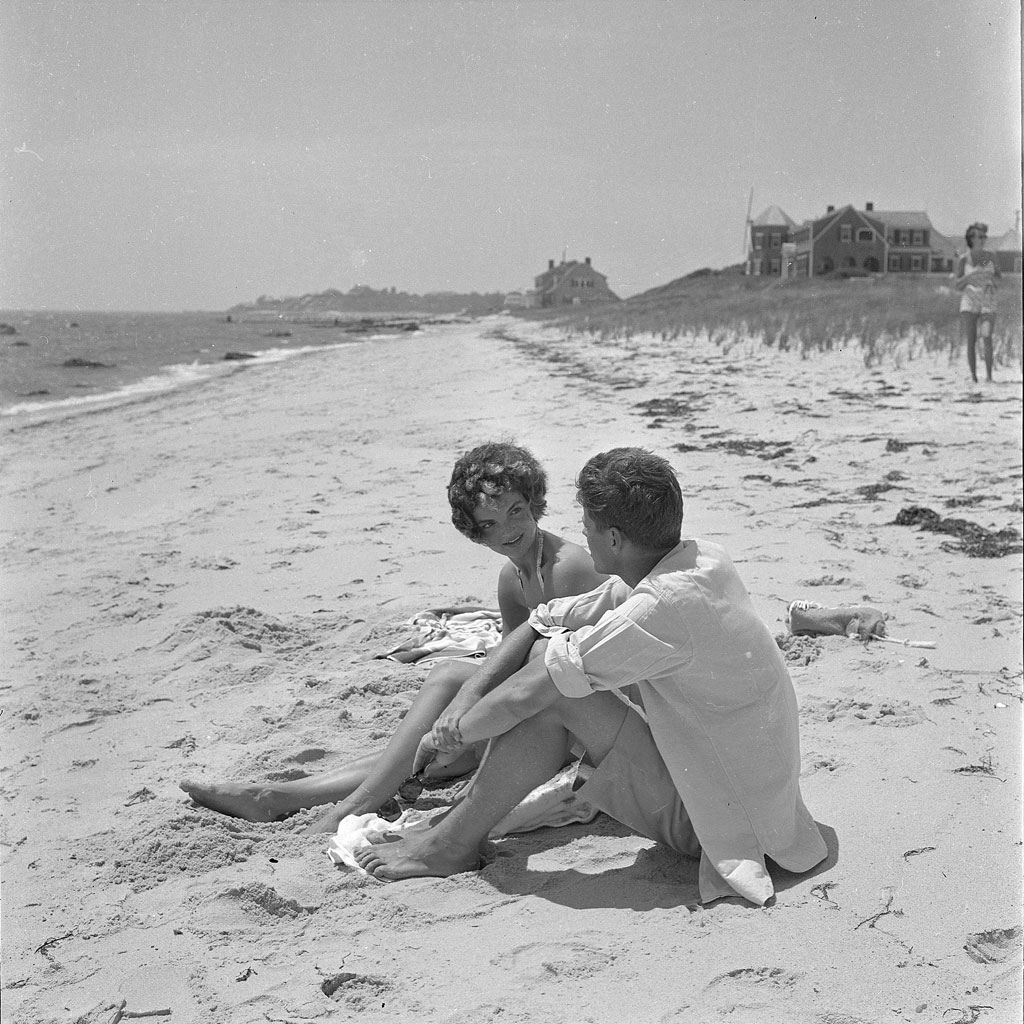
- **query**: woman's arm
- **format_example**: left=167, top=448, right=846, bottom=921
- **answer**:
left=953, top=253, right=970, bottom=292
left=496, top=561, right=529, bottom=636
left=427, top=621, right=541, bottom=755
left=416, top=647, right=559, bottom=770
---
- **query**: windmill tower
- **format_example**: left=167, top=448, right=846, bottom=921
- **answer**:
left=741, top=188, right=754, bottom=274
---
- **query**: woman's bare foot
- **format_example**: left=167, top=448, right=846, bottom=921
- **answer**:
left=179, top=779, right=286, bottom=822
left=353, top=831, right=482, bottom=880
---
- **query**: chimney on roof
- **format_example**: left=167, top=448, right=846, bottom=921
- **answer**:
left=548, top=259, right=554, bottom=270
left=826, top=205, right=835, bottom=214
left=866, top=202, right=874, bottom=212
left=585, top=256, right=591, bottom=266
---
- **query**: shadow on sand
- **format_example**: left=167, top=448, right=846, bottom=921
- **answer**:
left=480, top=816, right=839, bottom=913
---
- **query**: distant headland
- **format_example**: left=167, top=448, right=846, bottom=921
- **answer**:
left=228, top=285, right=505, bottom=317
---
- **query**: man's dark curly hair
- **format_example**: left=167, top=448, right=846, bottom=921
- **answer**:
left=576, top=447, right=682, bottom=551
left=448, top=442, right=548, bottom=539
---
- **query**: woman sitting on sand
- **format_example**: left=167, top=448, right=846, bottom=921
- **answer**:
left=181, top=441, right=606, bottom=833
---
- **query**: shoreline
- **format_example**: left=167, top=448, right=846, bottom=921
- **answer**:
left=0, top=312, right=458, bottom=424
left=1, top=317, right=1021, bottom=1023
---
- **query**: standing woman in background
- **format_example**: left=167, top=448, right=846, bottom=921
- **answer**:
left=954, top=221, right=1001, bottom=383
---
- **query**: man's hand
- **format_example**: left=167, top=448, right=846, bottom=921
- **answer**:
left=431, top=696, right=473, bottom=752
left=430, top=711, right=464, bottom=754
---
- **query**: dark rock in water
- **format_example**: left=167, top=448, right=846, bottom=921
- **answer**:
left=63, top=357, right=112, bottom=368
left=0, top=323, right=17, bottom=335
left=894, top=505, right=1023, bottom=558
left=856, top=482, right=896, bottom=499
left=68, top=321, right=80, bottom=328
left=223, top=351, right=257, bottom=361
left=18, top=389, right=50, bottom=396
left=402, top=323, right=420, bottom=331
left=265, top=329, right=291, bottom=338
left=10, top=340, right=29, bottom=347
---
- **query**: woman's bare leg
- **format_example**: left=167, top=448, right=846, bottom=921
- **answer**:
left=180, top=660, right=479, bottom=825
left=180, top=750, right=382, bottom=822
left=302, top=659, right=479, bottom=833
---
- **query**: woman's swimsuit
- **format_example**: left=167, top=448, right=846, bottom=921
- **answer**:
left=514, top=530, right=549, bottom=607
left=958, top=251, right=998, bottom=315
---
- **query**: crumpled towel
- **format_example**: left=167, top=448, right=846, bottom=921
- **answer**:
left=787, top=600, right=886, bottom=640
left=379, top=607, right=503, bottom=666
left=326, top=761, right=597, bottom=874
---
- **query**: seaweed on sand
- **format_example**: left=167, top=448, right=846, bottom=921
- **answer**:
left=894, top=506, right=1023, bottom=558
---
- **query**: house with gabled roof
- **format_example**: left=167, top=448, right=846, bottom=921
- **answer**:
left=747, top=206, right=797, bottom=276
left=534, top=257, right=619, bottom=307
left=873, top=209, right=935, bottom=273
left=791, top=204, right=887, bottom=277
left=991, top=214, right=1022, bottom=274
left=747, top=198, right=1021, bottom=278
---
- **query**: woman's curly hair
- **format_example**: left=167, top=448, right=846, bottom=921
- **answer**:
left=448, top=442, right=548, bottom=539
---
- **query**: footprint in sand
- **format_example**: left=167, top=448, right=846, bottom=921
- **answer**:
left=703, top=966, right=805, bottom=1020
left=707, top=966, right=801, bottom=989
left=498, top=940, right=615, bottom=981
left=320, top=971, right=391, bottom=1008
left=963, top=925, right=1022, bottom=964
left=802, top=752, right=847, bottom=774
left=801, top=696, right=928, bottom=727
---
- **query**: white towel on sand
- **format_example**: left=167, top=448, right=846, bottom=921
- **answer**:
left=382, top=607, right=503, bottom=666
left=327, top=762, right=597, bottom=874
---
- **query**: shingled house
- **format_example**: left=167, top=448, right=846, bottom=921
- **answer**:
left=534, top=257, right=619, bottom=307
left=747, top=205, right=797, bottom=276
left=747, top=201, right=1021, bottom=278
left=991, top=214, right=1022, bottom=274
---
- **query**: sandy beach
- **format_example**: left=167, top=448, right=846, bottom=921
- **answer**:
left=1, top=314, right=1021, bottom=1024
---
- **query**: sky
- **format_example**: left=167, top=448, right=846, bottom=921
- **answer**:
left=1, top=0, right=1021, bottom=311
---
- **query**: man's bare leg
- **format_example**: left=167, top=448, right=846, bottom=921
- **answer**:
left=180, top=660, right=479, bottom=825
left=353, top=688, right=633, bottom=880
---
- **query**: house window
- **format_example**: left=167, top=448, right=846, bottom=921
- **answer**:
left=857, top=228, right=873, bottom=242
left=912, top=231, right=923, bottom=246
left=898, top=230, right=910, bottom=245
left=750, top=258, right=763, bottom=276
left=769, top=258, right=781, bottom=274
left=888, top=254, right=901, bottom=271
left=910, top=255, right=922, bottom=271
left=840, top=224, right=852, bottom=243
left=770, top=232, right=781, bottom=247
left=753, top=231, right=764, bottom=249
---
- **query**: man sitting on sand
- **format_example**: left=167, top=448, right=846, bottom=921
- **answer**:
left=355, top=447, right=828, bottom=906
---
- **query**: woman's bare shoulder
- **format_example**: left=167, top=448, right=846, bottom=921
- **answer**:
left=547, top=534, right=606, bottom=595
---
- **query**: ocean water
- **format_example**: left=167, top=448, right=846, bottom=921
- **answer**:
left=0, top=310, right=409, bottom=419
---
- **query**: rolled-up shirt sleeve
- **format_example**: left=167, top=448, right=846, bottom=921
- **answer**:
left=532, top=587, right=692, bottom=699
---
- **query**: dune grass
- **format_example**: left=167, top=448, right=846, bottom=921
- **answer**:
left=522, top=273, right=1023, bottom=369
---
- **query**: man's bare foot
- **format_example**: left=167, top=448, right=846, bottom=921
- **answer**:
left=353, top=832, right=482, bottom=880
left=179, top=779, right=284, bottom=822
